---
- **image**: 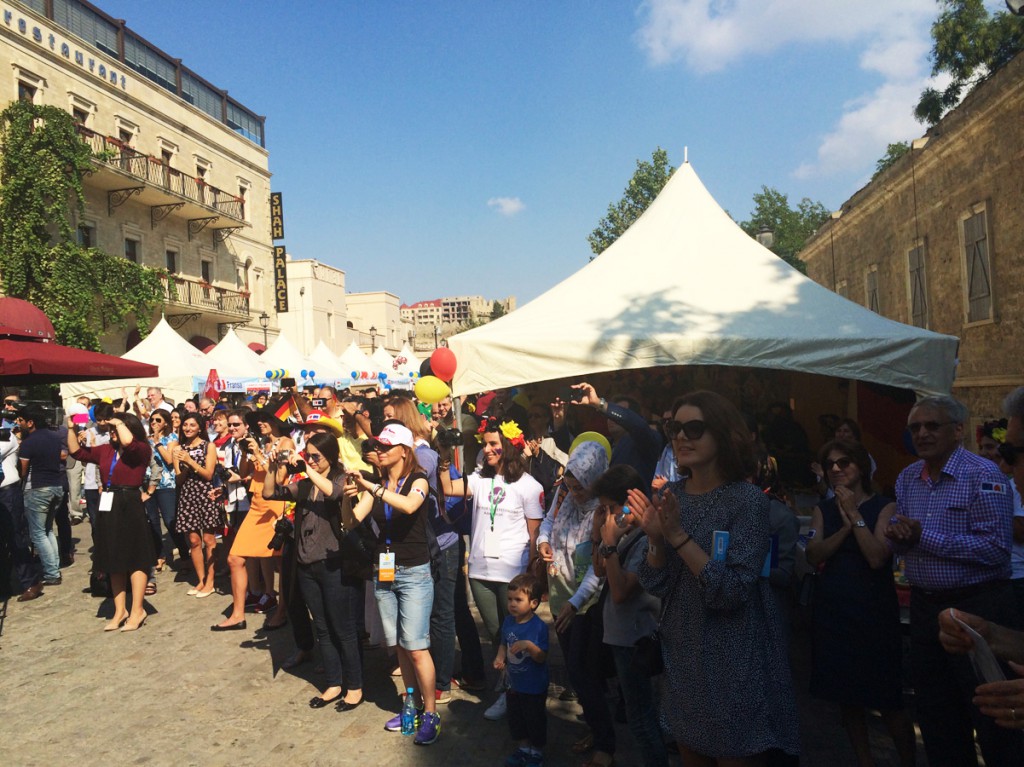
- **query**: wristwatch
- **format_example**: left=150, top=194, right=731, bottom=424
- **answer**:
left=853, top=520, right=866, bottom=528
left=598, top=543, right=618, bottom=558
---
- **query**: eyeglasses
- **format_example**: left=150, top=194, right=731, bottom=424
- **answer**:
left=3, top=399, right=17, bottom=405
left=150, top=418, right=164, bottom=424
left=664, top=419, right=707, bottom=441
left=824, top=457, right=854, bottom=472
left=997, top=442, right=1024, bottom=466
left=907, top=420, right=955, bottom=435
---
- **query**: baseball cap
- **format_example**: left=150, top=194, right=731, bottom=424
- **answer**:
left=373, top=423, right=413, bottom=449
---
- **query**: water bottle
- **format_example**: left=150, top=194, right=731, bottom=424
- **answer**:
left=614, top=504, right=632, bottom=528
left=400, top=687, right=417, bottom=735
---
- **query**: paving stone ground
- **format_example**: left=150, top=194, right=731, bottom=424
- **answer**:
left=1, top=527, right=931, bottom=767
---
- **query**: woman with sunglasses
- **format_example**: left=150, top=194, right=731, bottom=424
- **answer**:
left=68, top=412, right=155, bottom=631
left=263, top=432, right=365, bottom=710
left=346, top=423, right=440, bottom=745
left=172, top=413, right=221, bottom=598
left=806, top=439, right=915, bottom=766
left=632, top=391, right=799, bottom=765
left=143, top=410, right=183, bottom=573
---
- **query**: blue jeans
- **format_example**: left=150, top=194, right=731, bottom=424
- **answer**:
left=0, top=482, right=39, bottom=590
left=611, top=644, right=668, bottom=767
left=297, top=558, right=364, bottom=690
left=25, top=485, right=62, bottom=580
left=375, top=562, right=434, bottom=650
left=145, top=488, right=177, bottom=561
left=430, top=544, right=459, bottom=690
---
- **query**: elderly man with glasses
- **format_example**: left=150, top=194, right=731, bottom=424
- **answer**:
left=885, top=395, right=1022, bottom=765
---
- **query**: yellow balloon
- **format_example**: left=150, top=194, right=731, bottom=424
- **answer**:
left=414, top=375, right=451, bottom=405
left=570, top=431, right=611, bottom=462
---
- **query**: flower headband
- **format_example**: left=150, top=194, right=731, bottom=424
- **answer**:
left=476, top=417, right=526, bottom=451
left=977, top=418, right=1008, bottom=444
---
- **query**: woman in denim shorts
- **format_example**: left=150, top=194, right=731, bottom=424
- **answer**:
left=347, top=423, right=440, bottom=745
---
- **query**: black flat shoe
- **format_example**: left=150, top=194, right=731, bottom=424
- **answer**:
left=211, top=621, right=247, bottom=632
left=310, top=694, right=342, bottom=709
left=261, top=618, right=288, bottom=631
left=335, top=697, right=363, bottom=712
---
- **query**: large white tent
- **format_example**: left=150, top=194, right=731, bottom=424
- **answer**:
left=371, top=347, right=395, bottom=374
left=204, top=328, right=264, bottom=379
left=308, top=340, right=346, bottom=381
left=447, top=163, right=959, bottom=397
left=263, top=332, right=319, bottom=384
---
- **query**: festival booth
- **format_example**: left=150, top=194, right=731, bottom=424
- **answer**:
left=394, top=344, right=422, bottom=378
left=446, top=162, right=959, bottom=493
left=202, top=328, right=268, bottom=396
left=307, top=341, right=347, bottom=387
left=61, top=316, right=209, bottom=406
left=261, top=332, right=323, bottom=388
left=339, top=341, right=379, bottom=387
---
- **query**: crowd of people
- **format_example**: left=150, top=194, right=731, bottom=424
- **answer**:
left=3, top=377, right=1024, bottom=766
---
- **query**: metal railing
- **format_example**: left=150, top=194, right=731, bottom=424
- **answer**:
left=77, top=125, right=245, bottom=220
left=162, top=275, right=250, bottom=317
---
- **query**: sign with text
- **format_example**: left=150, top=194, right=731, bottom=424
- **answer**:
left=274, top=246, right=288, bottom=313
left=270, top=192, right=285, bottom=240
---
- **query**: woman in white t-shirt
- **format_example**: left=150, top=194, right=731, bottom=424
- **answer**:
left=441, top=416, right=544, bottom=714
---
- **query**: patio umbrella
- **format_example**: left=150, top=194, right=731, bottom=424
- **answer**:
left=0, top=297, right=159, bottom=385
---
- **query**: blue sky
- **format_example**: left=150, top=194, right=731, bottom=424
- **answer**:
left=95, top=1, right=977, bottom=306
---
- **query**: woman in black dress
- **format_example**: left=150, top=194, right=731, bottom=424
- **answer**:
left=68, top=412, right=155, bottom=631
left=806, top=439, right=915, bottom=767
left=172, top=413, right=221, bottom=597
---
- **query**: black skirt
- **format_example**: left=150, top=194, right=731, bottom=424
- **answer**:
left=92, top=487, right=157, bottom=573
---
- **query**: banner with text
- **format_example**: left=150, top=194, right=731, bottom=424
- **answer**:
left=270, top=192, right=285, bottom=240
left=274, top=246, right=288, bottom=313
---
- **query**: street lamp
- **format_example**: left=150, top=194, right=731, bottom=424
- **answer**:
left=369, top=325, right=377, bottom=353
left=433, top=324, right=440, bottom=349
left=258, top=310, right=269, bottom=350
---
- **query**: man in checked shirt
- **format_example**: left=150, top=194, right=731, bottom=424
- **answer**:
left=885, top=395, right=1023, bottom=766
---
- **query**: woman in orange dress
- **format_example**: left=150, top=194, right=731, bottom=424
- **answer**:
left=212, top=410, right=293, bottom=631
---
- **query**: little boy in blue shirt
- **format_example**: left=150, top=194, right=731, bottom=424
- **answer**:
left=495, top=572, right=549, bottom=767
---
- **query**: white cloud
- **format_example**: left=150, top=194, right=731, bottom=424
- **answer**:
left=487, top=196, right=525, bottom=216
left=635, top=0, right=945, bottom=179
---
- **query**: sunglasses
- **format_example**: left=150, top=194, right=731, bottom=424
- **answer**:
left=824, top=457, right=854, bottom=472
left=227, top=422, right=244, bottom=428
left=664, top=419, right=707, bottom=441
left=302, top=450, right=324, bottom=463
left=150, top=417, right=164, bottom=424
left=997, top=442, right=1024, bottom=466
left=907, top=420, right=954, bottom=435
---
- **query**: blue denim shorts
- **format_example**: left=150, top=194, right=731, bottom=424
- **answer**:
left=374, top=562, right=434, bottom=651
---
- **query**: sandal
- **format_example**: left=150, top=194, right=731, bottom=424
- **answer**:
left=571, top=733, right=594, bottom=754
left=145, top=581, right=157, bottom=596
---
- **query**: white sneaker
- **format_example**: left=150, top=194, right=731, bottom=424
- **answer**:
left=483, top=692, right=507, bottom=720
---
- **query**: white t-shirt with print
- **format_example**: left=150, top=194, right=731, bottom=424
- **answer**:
left=467, top=471, right=545, bottom=583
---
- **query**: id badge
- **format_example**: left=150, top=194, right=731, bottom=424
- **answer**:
left=98, top=491, right=114, bottom=512
left=483, top=527, right=502, bottom=559
left=378, top=551, right=396, bottom=582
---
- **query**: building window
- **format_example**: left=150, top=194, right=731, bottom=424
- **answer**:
left=963, top=209, right=993, bottom=323
left=18, top=80, right=37, bottom=103
left=201, top=260, right=212, bottom=283
left=908, top=245, right=928, bottom=328
left=124, top=238, right=139, bottom=263
left=166, top=249, right=177, bottom=273
left=865, top=268, right=879, bottom=313
left=836, top=279, right=848, bottom=300
left=77, top=223, right=95, bottom=248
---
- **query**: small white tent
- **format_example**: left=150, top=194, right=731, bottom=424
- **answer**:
left=394, top=344, right=422, bottom=377
left=308, top=341, right=346, bottom=381
left=338, top=341, right=377, bottom=386
left=371, top=347, right=395, bottom=375
left=447, top=163, right=958, bottom=397
left=263, top=332, right=319, bottom=384
left=204, top=328, right=264, bottom=379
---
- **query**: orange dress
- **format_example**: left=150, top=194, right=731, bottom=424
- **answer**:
left=229, top=463, right=286, bottom=558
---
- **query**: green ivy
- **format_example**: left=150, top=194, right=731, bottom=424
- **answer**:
left=0, top=100, right=164, bottom=350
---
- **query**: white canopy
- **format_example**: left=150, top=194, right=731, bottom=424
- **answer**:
left=371, top=347, right=395, bottom=374
left=339, top=341, right=375, bottom=375
left=395, top=344, right=422, bottom=377
left=308, top=341, right=346, bottom=380
left=262, top=332, right=324, bottom=384
left=448, top=163, right=958, bottom=397
left=204, top=328, right=264, bottom=378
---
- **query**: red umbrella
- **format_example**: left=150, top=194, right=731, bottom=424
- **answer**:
left=0, top=298, right=159, bottom=385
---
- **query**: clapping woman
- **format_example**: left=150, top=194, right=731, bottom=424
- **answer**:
left=805, top=440, right=914, bottom=767
left=68, top=412, right=155, bottom=631
left=172, top=414, right=221, bottom=598
left=633, top=391, right=799, bottom=765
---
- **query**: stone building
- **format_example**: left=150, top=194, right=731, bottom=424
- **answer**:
left=1, top=0, right=276, bottom=354
left=800, top=52, right=1024, bottom=433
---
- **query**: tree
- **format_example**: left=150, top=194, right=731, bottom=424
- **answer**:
left=490, top=300, right=507, bottom=319
left=588, top=147, right=675, bottom=257
left=0, top=100, right=164, bottom=350
left=872, top=141, right=911, bottom=179
left=915, top=0, right=1024, bottom=126
left=739, top=187, right=830, bottom=273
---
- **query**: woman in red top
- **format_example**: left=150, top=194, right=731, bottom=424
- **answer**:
left=68, top=412, right=155, bottom=632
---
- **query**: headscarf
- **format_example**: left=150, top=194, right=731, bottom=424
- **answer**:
left=549, top=441, right=609, bottom=581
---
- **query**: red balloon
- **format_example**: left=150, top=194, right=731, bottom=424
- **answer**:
left=430, top=346, right=458, bottom=381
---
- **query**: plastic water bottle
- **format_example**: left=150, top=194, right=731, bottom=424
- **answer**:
left=614, top=504, right=632, bottom=528
left=400, top=687, right=417, bottom=735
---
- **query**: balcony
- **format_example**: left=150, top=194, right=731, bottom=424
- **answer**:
left=76, top=125, right=247, bottom=242
left=162, top=274, right=251, bottom=323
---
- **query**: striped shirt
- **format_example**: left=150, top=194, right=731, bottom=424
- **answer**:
left=895, top=446, right=1013, bottom=590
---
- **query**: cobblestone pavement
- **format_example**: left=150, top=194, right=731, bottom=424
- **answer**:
left=1, top=531, right=930, bottom=767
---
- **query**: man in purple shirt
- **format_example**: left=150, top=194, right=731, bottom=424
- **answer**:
left=886, top=395, right=1022, bottom=765
left=17, top=407, right=66, bottom=586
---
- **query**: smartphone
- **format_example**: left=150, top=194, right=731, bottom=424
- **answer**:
left=558, top=386, right=584, bottom=403
left=281, top=377, right=296, bottom=389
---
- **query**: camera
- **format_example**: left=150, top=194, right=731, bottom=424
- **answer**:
left=435, top=426, right=463, bottom=448
left=277, top=449, right=292, bottom=462
left=213, top=464, right=233, bottom=484
left=245, top=433, right=266, bottom=455
left=285, top=459, right=307, bottom=475
left=558, top=386, right=584, bottom=404
left=267, top=516, right=294, bottom=550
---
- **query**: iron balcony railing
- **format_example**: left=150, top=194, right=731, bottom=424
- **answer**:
left=77, top=125, right=245, bottom=220
left=162, top=275, right=250, bottom=317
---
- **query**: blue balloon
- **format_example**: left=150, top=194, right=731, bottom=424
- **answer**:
left=300, top=369, right=308, bottom=379
left=265, top=370, right=273, bottom=379
left=378, top=371, right=387, bottom=380
left=350, top=371, right=357, bottom=379
left=308, top=370, right=315, bottom=379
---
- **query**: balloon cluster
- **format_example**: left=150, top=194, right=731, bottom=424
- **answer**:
left=414, top=346, right=458, bottom=404
left=265, top=369, right=288, bottom=380
left=299, top=369, right=317, bottom=380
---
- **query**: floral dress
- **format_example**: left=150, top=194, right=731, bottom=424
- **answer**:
left=173, top=440, right=223, bottom=533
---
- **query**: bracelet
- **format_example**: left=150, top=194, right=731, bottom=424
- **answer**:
left=674, top=535, right=692, bottom=553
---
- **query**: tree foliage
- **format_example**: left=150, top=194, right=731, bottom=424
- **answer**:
left=915, top=0, right=1024, bottom=125
left=872, top=141, right=911, bottom=179
left=739, top=187, right=830, bottom=273
left=588, top=147, right=675, bottom=257
left=490, top=300, right=507, bottom=319
left=0, top=100, right=164, bottom=350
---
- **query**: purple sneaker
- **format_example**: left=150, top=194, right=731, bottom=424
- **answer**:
left=413, top=712, right=441, bottom=745
left=384, top=707, right=422, bottom=732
